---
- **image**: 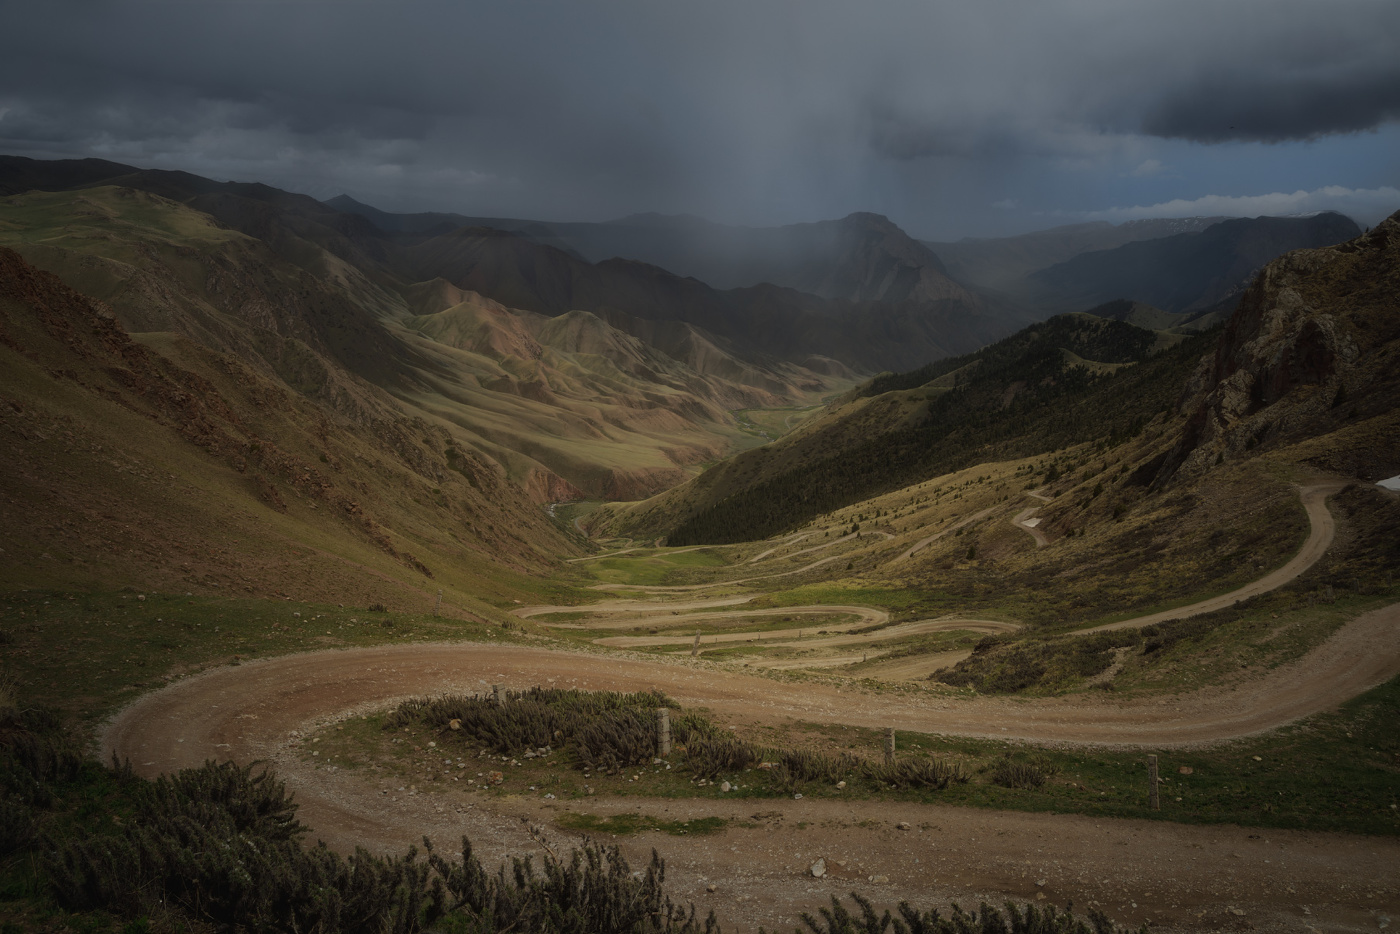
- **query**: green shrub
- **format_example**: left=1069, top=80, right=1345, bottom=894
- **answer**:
left=49, top=760, right=440, bottom=933
left=0, top=701, right=86, bottom=808
left=570, top=709, right=658, bottom=774
left=45, top=758, right=717, bottom=934
left=671, top=711, right=723, bottom=745
left=386, top=688, right=675, bottom=762
left=784, top=892, right=1140, bottom=934
left=863, top=758, right=967, bottom=790
left=684, top=737, right=761, bottom=779
left=426, top=834, right=716, bottom=934
left=774, top=749, right=862, bottom=788
left=989, top=756, right=1058, bottom=790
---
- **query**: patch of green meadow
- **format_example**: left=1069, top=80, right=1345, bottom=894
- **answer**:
left=0, top=589, right=515, bottom=720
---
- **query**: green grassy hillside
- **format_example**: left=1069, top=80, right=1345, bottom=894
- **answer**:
left=0, top=187, right=848, bottom=504
left=599, top=314, right=1209, bottom=545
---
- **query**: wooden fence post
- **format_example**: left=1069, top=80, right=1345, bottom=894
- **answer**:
left=657, top=708, right=672, bottom=756
left=691, top=634, right=700, bottom=657
left=433, top=590, right=442, bottom=616
left=492, top=684, right=504, bottom=706
left=884, top=728, right=896, bottom=765
left=1148, top=754, right=1160, bottom=810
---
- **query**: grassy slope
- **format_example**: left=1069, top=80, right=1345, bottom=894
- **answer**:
left=0, top=187, right=849, bottom=505
left=0, top=243, right=584, bottom=612
left=601, top=315, right=1213, bottom=545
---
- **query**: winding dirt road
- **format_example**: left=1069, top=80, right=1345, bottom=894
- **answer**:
left=1082, top=483, right=1345, bottom=632
left=1012, top=507, right=1050, bottom=547
left=896, top=506, right=998, bottom=561
left=593, top=617, right=1015, bottom=652
left=102, top=601, right=1400, bottom=933
left=100, top=481, right=1399, bottom=931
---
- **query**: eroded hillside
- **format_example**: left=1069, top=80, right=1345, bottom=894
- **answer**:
left=0, top=184, right=849, bottom=504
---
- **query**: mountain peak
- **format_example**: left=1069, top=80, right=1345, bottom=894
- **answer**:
left=839, top=210, right=894, bottom=225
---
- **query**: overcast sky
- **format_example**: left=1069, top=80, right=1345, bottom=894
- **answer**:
left=3, top=0, right=1398, bottom=239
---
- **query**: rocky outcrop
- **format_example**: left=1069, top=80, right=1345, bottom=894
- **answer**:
left=1158, top=210, right=1400, bottom=484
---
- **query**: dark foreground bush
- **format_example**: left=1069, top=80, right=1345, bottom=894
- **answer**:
left=49, top=760, right=439, bottom=932
left=427, top=833, right=717, bottom=934
left=47, top=758, right=717, bottom=934
left=0, top=701, right=86, bottom=811
left=782, top=892, right=1142, bottom=934
left=1, top=696, right=87, bottom=853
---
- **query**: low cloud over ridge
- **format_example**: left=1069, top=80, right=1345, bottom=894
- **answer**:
left=1087, top=186, right=1400, bottom=226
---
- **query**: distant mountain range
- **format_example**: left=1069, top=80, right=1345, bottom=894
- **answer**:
left=598, top=210, right=1398, bottom=545
left=330, top=198, right=975, bottom=303
left=0, top=151, right=1392, bottom=613
left=921, top=217, right=1231, bottom=290
left=0, top=158, right=843, bottom=506
left=330, top=193, right=1362, bottom=339
left=1023, top=213, right=1361, bottom=314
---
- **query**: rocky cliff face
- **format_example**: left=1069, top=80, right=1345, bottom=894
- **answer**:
left=1160, top=210, right=1400, bottom=484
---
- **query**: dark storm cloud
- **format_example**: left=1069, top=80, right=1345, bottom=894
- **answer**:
left=1143, top=64, right=1400, bottom=143
left=1, top=0, right=1397, bottom=230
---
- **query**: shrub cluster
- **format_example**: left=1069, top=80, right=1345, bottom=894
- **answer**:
left=0, top=696, right=85, bottom=854
left=865, top=757, right=967, bottom=790
left=50, top=760, right=441, bottom=933
left=686, top=739, right=966, bottom=793
left=685, top=736, right=762, bottom=779
left=773, top=748, right=863, bottom=787
left=44, top=757, right=717, bottom=934
left=988, top=756, right=1059, bottom=790
left=387, top=687, right=675, bottom=773
left=426, top=834, right=717, bottom=934
left=785, top=892, right=1141, bottom=934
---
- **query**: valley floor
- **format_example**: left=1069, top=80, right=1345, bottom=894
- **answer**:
left=96, top=480, right=1400, bottom=933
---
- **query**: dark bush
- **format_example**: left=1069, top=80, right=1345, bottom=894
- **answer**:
left=386, top=688, right=674, bottom=762
left=0, top=701, right=87, bottom=808
left=0, top=794, right=37, bottom=854
left=427, top=834, right=717, bottom=934
left=685, top=737, right=761, bottom=779
left=787, top=892, right=1140, bottom=934
left=570, top=709, right=657, bottom=773
left=863, top=758, right=967, bottom=790
left=46, top=758, right=717, bottom=934
left=48, top=760, right=441, bottom=933
left=774, top=749, right=862, bottom=788
left=989, top=757, right=1058, bottom=790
